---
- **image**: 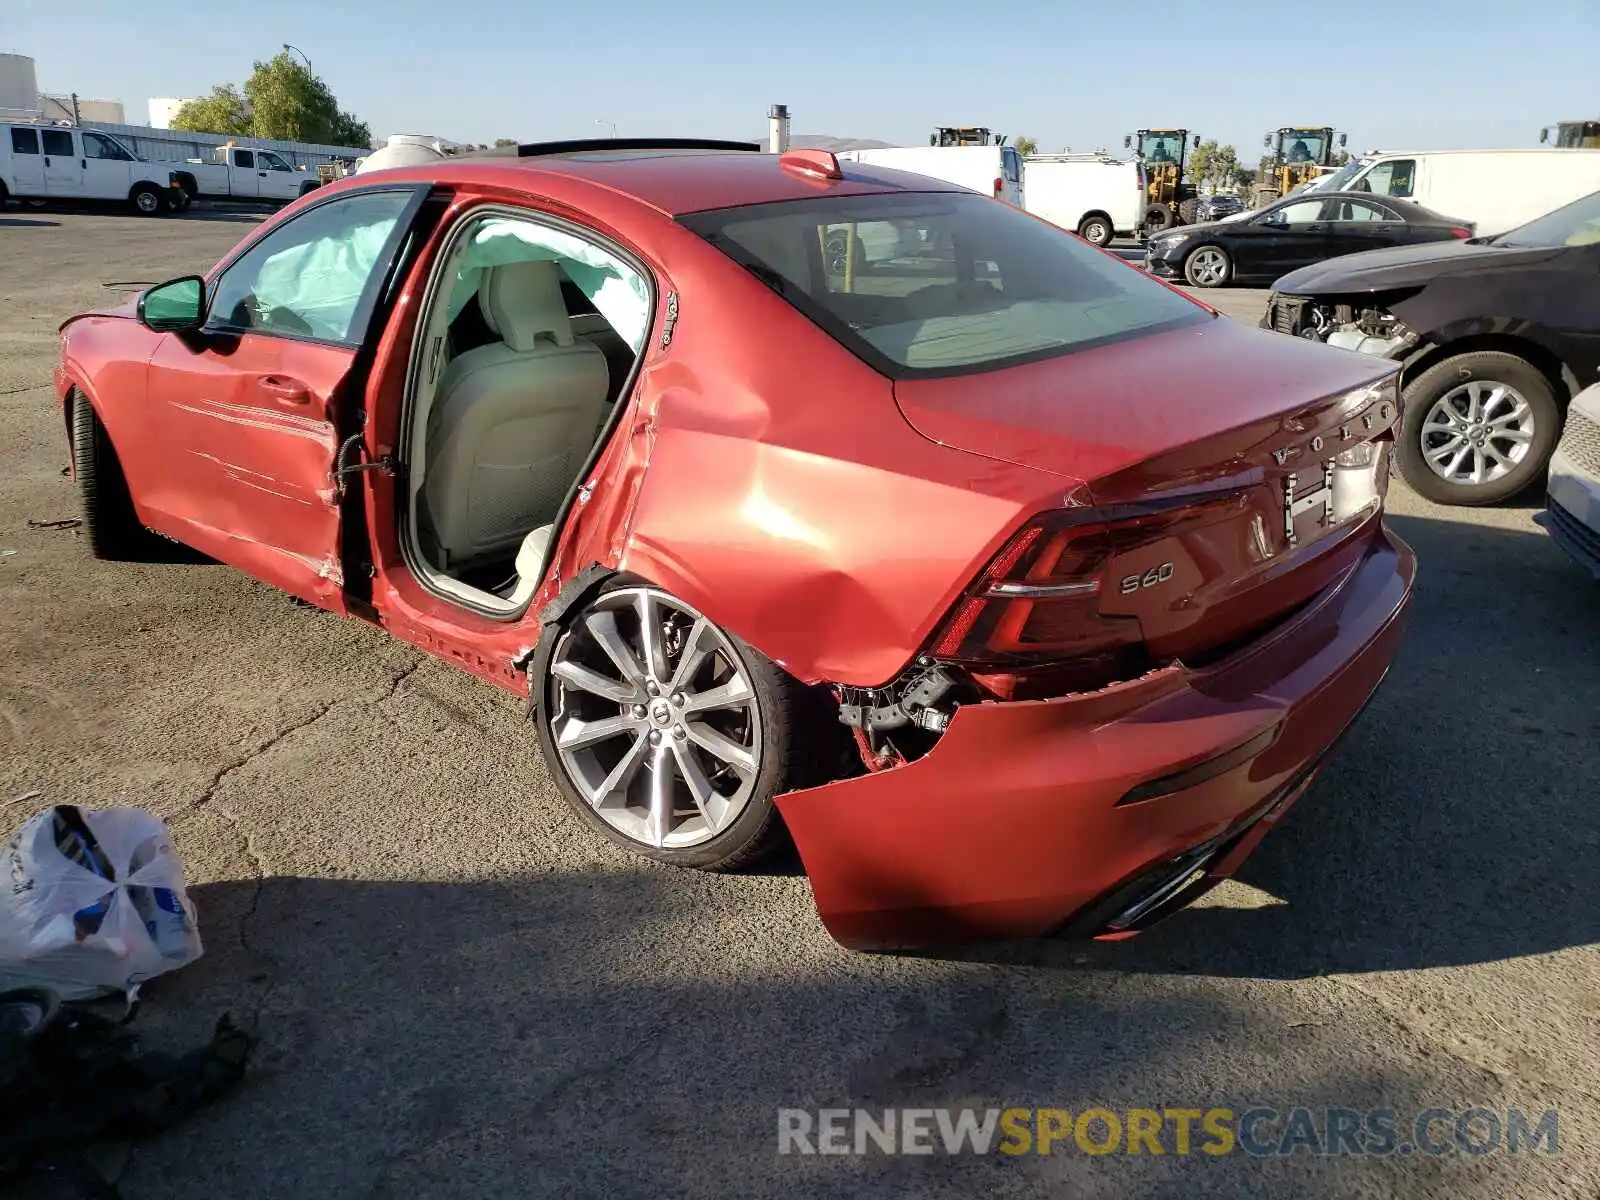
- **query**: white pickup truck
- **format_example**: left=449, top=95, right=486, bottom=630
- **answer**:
left=168, top=145, right=321, bottom=207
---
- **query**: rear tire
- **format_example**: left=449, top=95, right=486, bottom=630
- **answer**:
left=130, top=184, right=169, bottom=217
left=1077, top=213, right=1114, bottom=247
left=1177, top=197, right=1200, bottom=224
left=532, top=581, right=829, bottom=871
left=1396, top=351, right=1560, bottom=506
left=71, top=391, right=154, bottom=560
left=1144, top=202, right=1174, bottom=233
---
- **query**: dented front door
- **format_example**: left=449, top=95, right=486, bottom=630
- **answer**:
left=140, top=186, right=429, bottom=610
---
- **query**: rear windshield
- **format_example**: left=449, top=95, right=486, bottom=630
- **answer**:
left=679, top=192, right=1208, bottom=379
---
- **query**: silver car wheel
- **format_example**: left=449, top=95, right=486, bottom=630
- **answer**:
left=548, top=587, right=762, bottom=851
left=1185, top=247, right=1228, bottom=286
left=1082, top=219, right=1109, bottom=244
left=135, top=190, right=158, bottom=213
left=1420, top=380, right=1535, bottom=486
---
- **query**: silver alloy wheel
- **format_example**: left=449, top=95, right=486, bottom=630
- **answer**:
left=1185, top=247, right=1228, bottom=286
left=1420, top=379, right=1535, bottom=486
left=135, top=190, right=158, bottom=213
left=1082, top=218, right=1109, bottom=244
left=548, top=587, right=762, bottom=850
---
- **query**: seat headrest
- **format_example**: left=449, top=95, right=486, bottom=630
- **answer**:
left=479, top=260, right=574, bottom=351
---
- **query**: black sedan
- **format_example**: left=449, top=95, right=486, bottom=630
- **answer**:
left=1192, top=193, right=1245, bottom=222
left=1145, top=191, right=1474, bottom=288
left=1264, top=189, right=1600, bottom=506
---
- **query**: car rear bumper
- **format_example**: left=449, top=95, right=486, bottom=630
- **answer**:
left=776, top=525, right=1416, bottom=950
left=1535, top=444, right=1600, bottom=580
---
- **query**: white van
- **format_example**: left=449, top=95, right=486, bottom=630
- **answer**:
left=836, top=144, right=1025, bottom=207
left=1021, top=153, right=1142, bottom=245
left=1329, top=148, right=1600, bottom=237
left=1, top=122, right=179, bottom=215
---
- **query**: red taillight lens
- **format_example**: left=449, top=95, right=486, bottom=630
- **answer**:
left=993, top=176, right=1004, bottom=196
left=1449, top=226, right=1472, bottom=239
left=928, top=496, right=1238, bottom=668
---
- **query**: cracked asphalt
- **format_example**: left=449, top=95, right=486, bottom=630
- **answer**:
left=2, top=209, right=1598, bottom=1199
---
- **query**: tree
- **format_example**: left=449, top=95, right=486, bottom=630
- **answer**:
left=173, top=52, right=372, bottom=148
left=494, top=138, right=519, bottom=148
left=1013, top=136, right=1038, bottom=156
left=1187, top=139, right=1240, bottom=187
left=170, top=85, right=251, bottom=137
left=1234, top=166, right=1256, bottom=189
left=245, top=51, right=369, bottom=146
left=1331, top=148, right=1350, bottom=167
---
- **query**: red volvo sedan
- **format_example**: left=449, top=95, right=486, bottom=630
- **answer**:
left=54, top=140, right=1415, bottom=949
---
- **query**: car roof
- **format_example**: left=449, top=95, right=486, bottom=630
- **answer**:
left=1285, top=190, right=1445, bottom=221
left=358, top=148, right=970, bottom=217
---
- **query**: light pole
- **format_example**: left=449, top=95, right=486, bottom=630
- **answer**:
left=595, top=118, right=617, bottom=139
left=283, top=43, right=312, bottom=73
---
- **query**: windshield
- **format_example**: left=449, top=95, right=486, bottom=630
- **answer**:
left=1139, top=133, right=1184, bottom=164
left=1315, top=158, right=1365, bottom=192
left=1494, top=189, right=1600, bottom=248
left=680, top=191, right=1207, bottom=379
left=1279, top=131, right=1328, bottom=165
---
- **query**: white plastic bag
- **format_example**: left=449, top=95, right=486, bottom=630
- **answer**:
left=0, top=805, right=202, bottom=1000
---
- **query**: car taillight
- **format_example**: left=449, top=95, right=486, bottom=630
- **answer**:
left=929, top=494, right=1241, bottom=666
left=1449, top=226, right=1472, bottom=239
left=993, top=177, right=1004, bottom=197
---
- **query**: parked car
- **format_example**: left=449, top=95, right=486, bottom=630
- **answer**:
left=54, top=141, right=1414, bottom=950
left=1023, top=153, right=1142, bottom=246
left=169, top=144, right=321, bottom=206
left=1192, top=193, right=1244, bottom=222
left=1265, top=188, right=1600, bottom=506
left=1319, top=147, right=1600, bottom=239
left=1, top=122, right=179, bottom=215
left=1146, top=190, right=1473, bottom=288
left=1535, top=381, right=1600, bottom=578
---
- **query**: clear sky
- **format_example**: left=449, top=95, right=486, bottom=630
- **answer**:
left=4, top=0, right=1597, bottom=155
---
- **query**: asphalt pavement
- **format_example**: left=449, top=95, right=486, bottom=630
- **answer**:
left=2, top=209, right=1597, bottom=1199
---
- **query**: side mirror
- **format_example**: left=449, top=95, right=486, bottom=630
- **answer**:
left=137, top=275, right=206, bottom=333
left=1192, top=134, right=1201, bottom=147
left=1123, top=134, right=1132, bottom=149
left=1339, top=132, right=1348, bottom=147
left=1539, top=127, right=1549, bottom=144
left=1263, top=132, right=1272, bottom=147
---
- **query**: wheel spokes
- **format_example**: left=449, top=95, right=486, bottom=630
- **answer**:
left=645, top=746, right=674, bottom=848
left=556, top=713, right=636, bottom=752
left=552, top=658, right=639, bottom=703
left=585, top=610, right=646, bottom=689
left=685, top=721, right=756, bottom=778
left=681, top=675, right=752, bottom=716
left=592, top=731, right=651, bottom=808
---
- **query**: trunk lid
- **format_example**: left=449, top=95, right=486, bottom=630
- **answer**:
left=895, top=317, right=1402, bottom=663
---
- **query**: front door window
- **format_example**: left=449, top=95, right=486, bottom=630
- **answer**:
left=207, top=190, right=415, bottom=343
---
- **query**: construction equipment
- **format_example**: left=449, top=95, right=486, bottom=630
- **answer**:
left=931, top=126, right=1006, bottom=147
left=1255, top=127, right=1347, bottom=205
left=1540, top=120, right=1600, bottom=149
left=1124, top=129, right=1199, bottom=231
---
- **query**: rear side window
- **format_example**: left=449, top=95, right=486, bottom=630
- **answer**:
left=41, top=130, right=74, bottom=157
left=10, top=128, right=39, bottom=155
left=681, top=192, right=1205, bottom=378
left=234, top=149, right=255, bottom=169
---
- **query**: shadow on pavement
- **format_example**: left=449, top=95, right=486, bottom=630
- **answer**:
left=0, top=217, right=59, bottom=229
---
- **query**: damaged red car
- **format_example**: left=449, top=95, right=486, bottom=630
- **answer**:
left=55, top=140, right=1415, bottom=950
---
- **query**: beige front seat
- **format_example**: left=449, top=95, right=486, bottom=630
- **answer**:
left=423, top=261, right=610, bottom=570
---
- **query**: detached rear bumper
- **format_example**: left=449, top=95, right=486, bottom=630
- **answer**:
left=777, top=526, right=1416, bottom=950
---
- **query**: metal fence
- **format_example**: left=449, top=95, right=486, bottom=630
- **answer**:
left=76, top=120, right=367, bottom=168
